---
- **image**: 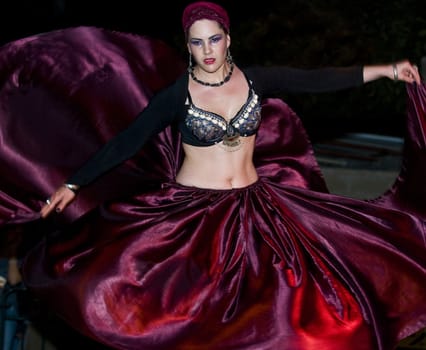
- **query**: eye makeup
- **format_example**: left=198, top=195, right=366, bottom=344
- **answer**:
left=190, top=34, right=223, bottom=47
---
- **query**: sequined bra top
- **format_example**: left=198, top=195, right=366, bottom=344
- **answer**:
left=185, top=88, right=261, bottom=145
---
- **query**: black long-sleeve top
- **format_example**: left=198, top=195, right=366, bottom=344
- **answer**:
left=67, top=65, right=364, bottom=186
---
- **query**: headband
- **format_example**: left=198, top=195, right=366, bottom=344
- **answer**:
left=182, top=1, right=230, bottom=33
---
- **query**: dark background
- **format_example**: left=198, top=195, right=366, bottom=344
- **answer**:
left=1, top=2, right=425, bottom=348
left=1, top=0, right=425, bottom=141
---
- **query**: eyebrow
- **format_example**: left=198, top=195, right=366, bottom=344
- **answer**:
left=190, top=33, right=222, bottom=41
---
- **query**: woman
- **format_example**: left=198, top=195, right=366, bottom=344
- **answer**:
left=3, top=1, right=425, bottom=350
left=41, top=1, right=420, bottom=215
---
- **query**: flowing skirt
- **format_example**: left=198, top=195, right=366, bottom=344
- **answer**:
left=0, top=27, right=425, bottom=350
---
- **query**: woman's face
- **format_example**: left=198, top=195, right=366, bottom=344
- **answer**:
left=187, top=19, right=230, bottom=73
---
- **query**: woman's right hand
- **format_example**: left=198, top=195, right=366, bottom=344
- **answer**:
left=40, top=185, right=77, bottom=218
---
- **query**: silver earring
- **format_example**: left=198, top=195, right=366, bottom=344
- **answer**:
left=226, top=49, right=233, bottom=64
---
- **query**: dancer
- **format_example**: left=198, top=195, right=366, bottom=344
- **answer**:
left=1, top=1, right=425, bottom=349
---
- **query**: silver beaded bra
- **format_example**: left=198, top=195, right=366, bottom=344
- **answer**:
left=185, top=89, right=261, bottom=145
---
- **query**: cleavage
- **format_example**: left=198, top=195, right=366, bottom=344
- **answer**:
left=187, top=90, right=251, bottom=125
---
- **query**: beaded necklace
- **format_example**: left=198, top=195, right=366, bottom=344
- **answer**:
left=189, top=62, right=234, bottom=87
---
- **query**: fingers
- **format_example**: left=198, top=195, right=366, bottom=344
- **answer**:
left=40, top=186, right=76, bottom=218
left=40, top=197, right=60, bottom=218
left=40, top=197, right=59, bottom=218
left=395, top=60, right=421, bottom=84
left=402, top=64, right=420, bottom=84
left=411, top=64, right=421, bottom=84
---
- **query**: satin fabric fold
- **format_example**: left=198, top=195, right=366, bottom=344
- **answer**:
left=0, top=27, right=425, bottom=349
left=0, top=26, right=186, bottom=224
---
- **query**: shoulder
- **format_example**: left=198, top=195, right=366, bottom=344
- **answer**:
left=241, top=65, right=295, bottom=83
left=149, top=72, right=188, bottom=106
left=241, top=66, right=264, bottom=81
left=241, top=66, right=276, bottom=95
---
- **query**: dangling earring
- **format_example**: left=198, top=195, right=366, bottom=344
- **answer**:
left=226, top=49, right=233, bottom=64
left=188, top=53, right=193, bottom=73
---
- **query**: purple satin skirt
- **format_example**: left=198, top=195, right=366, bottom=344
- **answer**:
left=1, top=27, right=425, bottom=350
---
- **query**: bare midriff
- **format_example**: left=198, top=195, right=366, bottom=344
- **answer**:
left=176, top=136, right=258, bottom=189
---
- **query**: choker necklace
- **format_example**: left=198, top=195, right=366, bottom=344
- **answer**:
left=189, top=62, right=234, bottom=87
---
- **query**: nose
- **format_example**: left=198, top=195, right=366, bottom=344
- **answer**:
left=203, top=42, right=212, bottom=55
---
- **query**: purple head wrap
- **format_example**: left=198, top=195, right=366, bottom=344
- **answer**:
left=182, top=1, right=230, bottom=34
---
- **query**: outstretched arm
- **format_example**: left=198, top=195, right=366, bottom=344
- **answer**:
left=246, top=60, right=420, bottom=96
left=363, top=60, right=420, bottom=84
left=40, top=79, right=183, bottom=219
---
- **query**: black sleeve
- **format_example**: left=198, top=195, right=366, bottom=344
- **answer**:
left=245, top=65, right=364, bottom=95
left=66, top=85, right=179, bottom=187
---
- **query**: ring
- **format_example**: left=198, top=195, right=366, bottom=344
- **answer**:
left=46, top=199, right=51, bottom=205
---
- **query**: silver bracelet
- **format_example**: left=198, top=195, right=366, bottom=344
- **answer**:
left=392, top=63, right=398, bottom=81
left=64, top=183, right=80, bottom=193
